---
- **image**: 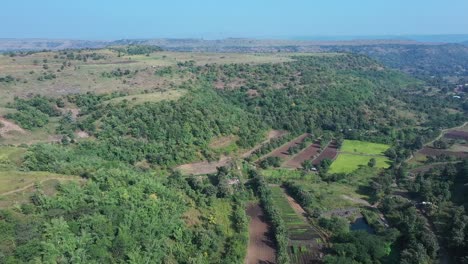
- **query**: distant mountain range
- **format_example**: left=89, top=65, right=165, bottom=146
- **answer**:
left=0, top=38, right=442, bottom=52
left=2, top=35, right=468, bottom=52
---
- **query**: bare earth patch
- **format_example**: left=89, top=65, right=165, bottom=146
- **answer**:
left=176, top=156, right=230, bottom=175
left=75, top=130, right=90, bottom=139
left=209, top=135, right=238, bottom=149
left=245, top=203, right=277, bottom=264
left=0, top=117, right=26, bottom=138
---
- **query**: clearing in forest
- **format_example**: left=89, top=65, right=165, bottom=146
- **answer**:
left=176, top=156, right=230, bottom=175
left=103, top=90, right=186, bottom=105
left=0, top=170, right=83, bottom=208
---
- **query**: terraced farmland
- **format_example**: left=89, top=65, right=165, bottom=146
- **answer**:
left=269, top=185, right=324, bottom=262
left=283, top=140, right=321, bottom=168
left=312, top=141, right=338, bottom=166
left=264, top=133, right=309, bottom=160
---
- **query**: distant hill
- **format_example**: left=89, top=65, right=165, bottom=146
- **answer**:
left=2, top=38, right=468, bottom=79
left=0, top=39, right=109, bottom=51
left=322, top=43, right=468, bottom=77
left=0, top=38, right=422, bottom=52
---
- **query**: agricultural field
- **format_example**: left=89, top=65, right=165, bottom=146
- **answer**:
left=444, top=130, right=468, bottom=141
left=329, top=154, right=390, bottom=174
left=263, top=133, right=309, bottom=160
left=0, top=146, right=26, bottom=167
left=329, top=140, right=390, bottom=174
left=312, top=141, right=339, bottom=166
left=409, top=123, right=468, bottom=167
left=283, top=140, right=321, bottom=169
left=0, top=170, right=83, bottom=208
left=269, top=185, right=324, bottom=263
left=270, top=186, right=315, bottom=239
left=340, top=139, right=390, bottom=155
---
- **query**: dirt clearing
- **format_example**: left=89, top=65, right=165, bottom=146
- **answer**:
left=245, top=203, right=277, bottom=264
left=0, top=117, right=25, bottom=138
left=176, top=156, right=231, bottom=175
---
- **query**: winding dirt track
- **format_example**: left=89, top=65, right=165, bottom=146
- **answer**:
left=245, top=203, right=277, bottom=264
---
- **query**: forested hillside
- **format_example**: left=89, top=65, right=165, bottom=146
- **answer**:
left=0, top=48, right=467, bottom=263
left=323, top=44, right=468, bottom=79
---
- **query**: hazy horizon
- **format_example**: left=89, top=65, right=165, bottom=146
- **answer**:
left=2, top=0, right=468, bottom=40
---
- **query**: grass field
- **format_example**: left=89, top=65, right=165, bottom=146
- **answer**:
left=0, top=116, right=61, bottom=145
left=0, top=170, right=74, bottom=194
left=340, top=140, right=390, bottom=155
left=0, top=50, right=294, bottom=105
left=329, top=154, right=390, bottom=174
left=0, top=146, right=26, bottom=167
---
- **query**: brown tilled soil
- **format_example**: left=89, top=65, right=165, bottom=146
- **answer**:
left=444, top=130, right=468, bottom=141
left=283, top=140, right=321, bottom=168
left=264, top=133, right=309, bottom=159
left=245, top=203, right=277, bottom=264
left=419, top=147, right=468, bottom=158
left=312, top=141, right=338, bottom=165
left=410, top=163, right=448, bottom=174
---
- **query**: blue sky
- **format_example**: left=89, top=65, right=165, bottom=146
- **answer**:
left=2, top=0, right=468, bottom=39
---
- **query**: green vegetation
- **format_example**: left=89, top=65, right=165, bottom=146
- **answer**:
left=327, top=140, right=391, bottom=174
left=111, top=45, right=163, bottom=55
left=329, top=154, right=390, bottom=174
left=269, top=186, right=313, bottom=238
left=0, top=45, right=467, bottom=263
left=5, top=96, right=60, bottom=129
left=340, top=140, right=390, bottom=155
left=104, top=90, right=186, bottom=105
